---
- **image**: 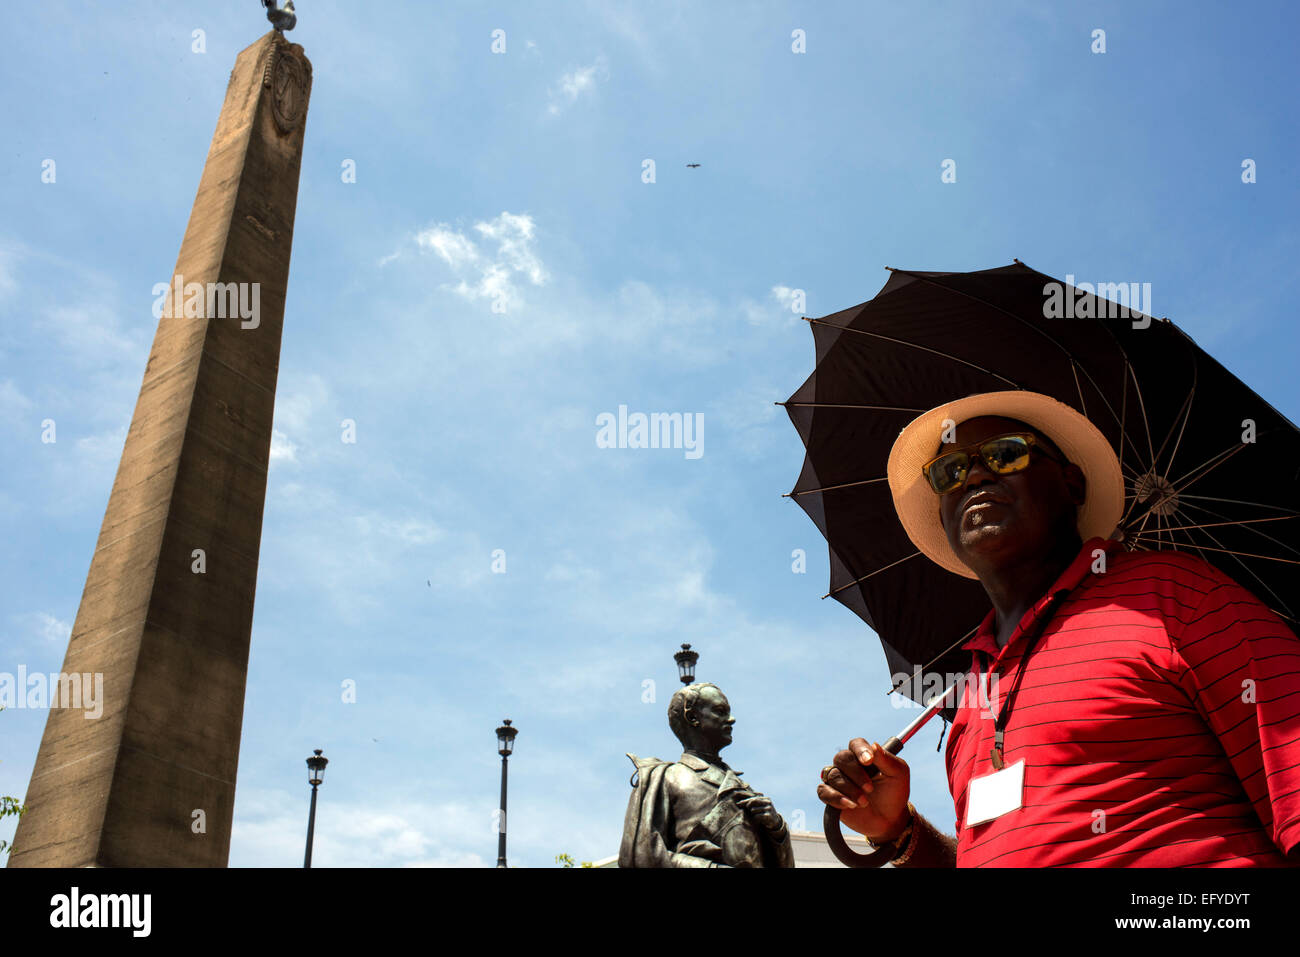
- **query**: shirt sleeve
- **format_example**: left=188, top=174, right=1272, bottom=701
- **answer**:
left=1171, top=579, right=1300, bottom=856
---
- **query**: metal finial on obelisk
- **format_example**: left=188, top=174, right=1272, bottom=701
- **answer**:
left=8, top=27, right=311, bottom=868
left=262, top=0, right=297, bottom=33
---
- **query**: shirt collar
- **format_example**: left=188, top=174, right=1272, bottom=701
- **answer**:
left=961, top=536, right=1119, bottom=661
left=680, top=751, right=738, bottom=775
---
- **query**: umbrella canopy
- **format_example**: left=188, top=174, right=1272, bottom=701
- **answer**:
left=785, top=261, right=1300, bottom=705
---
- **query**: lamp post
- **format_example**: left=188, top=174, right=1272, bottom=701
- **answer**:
left=674, top=643, right=699, bottom=684
left=303, top=749, right=328, bottom=868
left=495, top=719, right=518, bottom=868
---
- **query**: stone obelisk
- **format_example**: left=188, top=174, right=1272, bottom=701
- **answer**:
left=8, top=30, right=311, bottom=867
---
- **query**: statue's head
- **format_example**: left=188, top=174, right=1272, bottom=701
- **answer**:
left=667, top=683, right=734, bottom=753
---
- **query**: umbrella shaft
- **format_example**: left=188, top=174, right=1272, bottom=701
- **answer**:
left=895, top=681, right=958, bottom=748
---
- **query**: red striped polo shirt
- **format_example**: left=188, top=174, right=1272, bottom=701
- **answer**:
left=943, top=536, right=1300, bottom=867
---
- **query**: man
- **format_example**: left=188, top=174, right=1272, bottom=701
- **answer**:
left=817, top=390, right=1300, bottom=867
left=620, top=682, right=795, bottom=867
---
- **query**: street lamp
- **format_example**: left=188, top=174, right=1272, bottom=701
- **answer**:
left=674, top=643, right=699, bottom=684
left=303, top=749, right=328, bottom=868
left=495, top=720, right=518, bottom=868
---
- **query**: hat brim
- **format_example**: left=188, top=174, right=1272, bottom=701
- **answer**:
left=886, top=391, right=1125, bottom=579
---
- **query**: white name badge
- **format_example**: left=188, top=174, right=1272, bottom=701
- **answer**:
left=965, top=759, right=1025, bottom=827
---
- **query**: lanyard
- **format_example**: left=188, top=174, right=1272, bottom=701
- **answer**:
left=987, top=587, right=1073, bottom=771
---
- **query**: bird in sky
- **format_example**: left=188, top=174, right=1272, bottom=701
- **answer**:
left=686, top=163, right=701, bottom=168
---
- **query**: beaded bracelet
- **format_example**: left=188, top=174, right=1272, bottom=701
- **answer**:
left=890, top=804, right=921, bottom=866
left=866, top=802, right=915, bottom=855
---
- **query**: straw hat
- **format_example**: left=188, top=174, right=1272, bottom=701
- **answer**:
left=886, top=391, right=1125, bottom=579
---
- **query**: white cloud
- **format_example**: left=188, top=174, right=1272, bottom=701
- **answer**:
left=546, top=56, right=607, bottom=115
left=274, top=374, right=330, bottom=434
left=269, top=373, right=332, bottom=467
left=230, top=788, right=491, bottom=867
left=409, top=212, right=548, bottom=312
left=415, top=226, right=480, bottom=271
left=771, top=285, right=801, bottom=313
left=36, top=612, right=71, bottom=645
left=269, top=428, right=297, bottom=463
left=383, top=219, right=801, bottom=364
left=378, top=516, right=443, bottom=545
left=736, top=285, right=806, bottom=327
left=474, top=213, right=547, bottom=286
left=6, top=611, right=73, bottom=652
left=559, top=64, right=598, bottom=99
left=15, top=611, right=72, bottom=646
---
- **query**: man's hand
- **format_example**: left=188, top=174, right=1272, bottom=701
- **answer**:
left=816, top=739, right=910, bottom=843
left=736, top=794, right=784, bottom=831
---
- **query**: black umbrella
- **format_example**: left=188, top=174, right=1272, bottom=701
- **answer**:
left=784, top=261, right=1300, bottom=864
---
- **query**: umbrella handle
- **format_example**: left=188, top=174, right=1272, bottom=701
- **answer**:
left=822, top=735, right=904, bottom=868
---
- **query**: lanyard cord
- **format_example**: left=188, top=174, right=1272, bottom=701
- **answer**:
left=987, top=587, right=1073, bottom=770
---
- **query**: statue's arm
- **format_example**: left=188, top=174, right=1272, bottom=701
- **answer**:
left=666, top=844, right=726, bottom=868
left=659, top=768, right=729, bottom=868
left=769, top=820, right=795, bottom=868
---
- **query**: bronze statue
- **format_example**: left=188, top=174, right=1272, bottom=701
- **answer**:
left=262, top=0, right=297, bottom=33
left=619, top=683, right=796, bottom=867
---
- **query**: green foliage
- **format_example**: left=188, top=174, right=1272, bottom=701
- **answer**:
left=555, top=852, right=594, bottom=868
left=1, top=706, right=28, bottom=858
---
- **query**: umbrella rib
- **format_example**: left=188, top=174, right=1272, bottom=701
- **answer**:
left=1120, top=483, right=1144, bottom=529
left=885, top=268, right=1133, bottom=451
left=1070, top=362, right=1088, bottom=419
left=823, top=550, right=922, bottom=598
left=1170, top=514, right=1300, bottom=621
left=1177, top=493, right=1299, bottom=514
left=1117, top=363, right=1160, bottom=533
left=1163, top=512, right=1217, bottom=568
left=1115, top=358, right=1156, bottom=486
left=1174, top=498, right=1300, bottom=560
left=1153, top=515, right=1297, bottom=535
left=1126, top=359, right=1159, bottom=472
left=803, top=318, right=1024, bottom=387
left=1168, top=441, right=1249, bottom=493
left=785, top=476, right=890, bottom=498
left=1173, top=541, right=1299, bottom=565
left=892, top=624, right=983, bottom=694
left=1129, top=506, right=1158, bottom=550
left=1118, top=357, right=1129, bottom=476
left=881, top=267, right=1193, bottom=544
left=1171, top=510, right=1297, bottom=617
left=1152, top=379, right=1198, bottom=487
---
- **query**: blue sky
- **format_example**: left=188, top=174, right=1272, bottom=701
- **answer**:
left=2, top=1, right=1297, bottom=866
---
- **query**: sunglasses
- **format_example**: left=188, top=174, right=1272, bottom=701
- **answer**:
left=921, top=432, right=1066, bottom=496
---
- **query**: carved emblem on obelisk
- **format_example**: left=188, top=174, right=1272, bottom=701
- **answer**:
left=267, top=47, right=307, bottom=134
